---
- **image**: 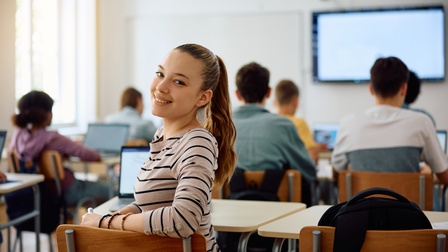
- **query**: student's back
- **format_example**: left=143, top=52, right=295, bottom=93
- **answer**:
left=332, top=57, right=448, bottom=186
left=233, top=104, right=314, bottom=175
left=9, top=90, right=109, bottom=206
left=232, top=62, right=317, bottom=206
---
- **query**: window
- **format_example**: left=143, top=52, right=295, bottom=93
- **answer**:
left=15, top=0, right=96, bottom=132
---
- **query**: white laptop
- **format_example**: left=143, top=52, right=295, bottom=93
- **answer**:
left=109, top=146, right=150, bottom=212
left=83, top=123, right=130, bottom=157
left=313, top=123, right=339, bottom=151
left=437, top=130, right=447, bottom=154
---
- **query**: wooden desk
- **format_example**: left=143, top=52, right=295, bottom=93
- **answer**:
left=93, top=196, right=118, bottom=214
left=94, top=197, right=306, bottom=252
left=0, top=173, right=44, bottom=252
left=212, top=199, right=306, bottom=252
left=258, top=205, right=448, bottom=252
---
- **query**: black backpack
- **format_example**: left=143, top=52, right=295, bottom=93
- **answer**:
left=228, top=168, right=286, bottom=201
left=318, top=187, right=432, bottom=252
left=218, top=168, right=286, bottom=252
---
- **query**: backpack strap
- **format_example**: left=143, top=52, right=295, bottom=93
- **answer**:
left=332, top=208, right=369, bottom=252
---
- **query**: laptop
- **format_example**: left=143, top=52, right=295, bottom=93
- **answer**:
left=313, top=123, right=339, bottom=151
left=0, top=130, right=6, bottom=158
left=83, top=123, right=130, bottom=157
left=109, top=146, right=150, bottom=212
left=0, top=130, right=16, bottom=183
left=437, top=130, right=447, bottom=154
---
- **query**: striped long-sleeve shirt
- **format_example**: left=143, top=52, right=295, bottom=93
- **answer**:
left=127, top=127, right=219, bottom=252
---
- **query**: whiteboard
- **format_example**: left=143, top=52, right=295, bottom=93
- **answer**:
left=129, top=13, right=303, bottom=120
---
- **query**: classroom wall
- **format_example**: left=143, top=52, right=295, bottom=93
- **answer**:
left=0, top=0, right=16, bottom=136
left=0, top=0, right=446, bottom=142
left=97, top=0, right=448, bottom=131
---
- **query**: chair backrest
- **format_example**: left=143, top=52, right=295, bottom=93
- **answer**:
left=38, top=150, right=66, bottom=197
left=56, top=224, right=207, bottom=252
left=125, top=139, right=148, bottom=147
left=212, top=169, right=302, bottom=202
left=299, top=226, right=447, bottom=252
left=6, top=151, right=19, bottom=173
left=338, top=170, right=433, bottom=210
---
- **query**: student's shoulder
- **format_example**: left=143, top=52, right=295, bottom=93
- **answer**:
left=184, top=128, right=216, bottom=143
left=400, top=108, right=434, bottom=127
left=181, top=128, right=218, bottom=151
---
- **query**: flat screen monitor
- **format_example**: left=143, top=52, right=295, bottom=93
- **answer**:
left=312, top=5, right=445, bottom=83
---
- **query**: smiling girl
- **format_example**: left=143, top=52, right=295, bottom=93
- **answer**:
left=82, top=44, right=237, bottom=251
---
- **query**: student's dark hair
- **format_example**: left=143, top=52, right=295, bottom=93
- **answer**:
left=370, top=56, right=409, bottom=98
left=12, top=90, right=54, bottom=128
left=121, top=87, right=142, bottom=109
left=235, top=62, right=270, bottom=103
left=275, top=79, right=299, bottom=106
left=404, top=70, right=421, bottom=104
left=175, top=44, right=237, bottom=188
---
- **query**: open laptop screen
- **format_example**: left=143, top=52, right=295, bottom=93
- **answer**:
left=0, top=131, right=6, bottom=158
left=118, top=146, right=150, bottom=197
left=437, top=130, right=447, bottom=154
left=313, top=123, right=339, bottom=150
left=83, top=123, right=129, bottom=154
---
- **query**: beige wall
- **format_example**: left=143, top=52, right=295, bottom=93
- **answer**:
left=0, top=0, right=16, bottom=139
left=0, top=0, right=447, bottom=144
left=97, top=0, right=448, bottom=131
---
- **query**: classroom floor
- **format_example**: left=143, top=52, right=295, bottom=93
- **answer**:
left=0, top=201, right=56, bottom=252
left=0, top=201, right=87, bottom=252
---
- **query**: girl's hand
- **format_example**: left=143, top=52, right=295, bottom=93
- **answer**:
left=81, top=212, right=103, bottom=228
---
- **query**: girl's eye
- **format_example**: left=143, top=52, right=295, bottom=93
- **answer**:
left=174, top=80, right=185, bottom=85
left=155, top=71, right=163, bottom=77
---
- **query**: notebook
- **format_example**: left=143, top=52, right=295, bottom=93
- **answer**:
left=313, top=123, right=339, bottom=151
left=109, top=146, right=150, bottom=212
left=83, top=123, right=130, bottom=157
left=437, top=130, right=447, bottom=154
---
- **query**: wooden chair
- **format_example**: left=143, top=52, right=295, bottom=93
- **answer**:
left=125, top=139, right=148, bottom=146
left=212, top=169, right=302, bottom=202
left=5, top=151, right=58, bottom=252
left=56, top=224, right=207, bottom=252
left=39, top=150, right=101, bottom=224
left=299, top=226, right=447, bottom=252
left=6, top=151, right=19, bottom=173
left=338, top=170, right=434, bottom=210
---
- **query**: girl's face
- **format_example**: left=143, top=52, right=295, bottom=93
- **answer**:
left=150, top=49, right=212, bottom=122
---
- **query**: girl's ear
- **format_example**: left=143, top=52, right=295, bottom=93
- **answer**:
left=196, top=90, right=213, bottom=107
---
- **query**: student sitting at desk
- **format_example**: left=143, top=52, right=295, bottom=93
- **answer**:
left=105, top=87, right=157, bottom=143
left=274, top=79, right=328, bottom=163
left=402, top=70, right=436, bottom=126
left=81, top=43, right=237, bottom=252
left=8, top=90, right=110, bottom=206
left=331, top=57, right=448, bottom=185
left=232, top=63, right=317, bottom=206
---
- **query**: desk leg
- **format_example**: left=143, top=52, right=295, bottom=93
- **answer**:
left=238, top=230, right=256, bottom=252
left=7, top=226, right=11, bottom=252
left=32, top=184, right=40, bottom=252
